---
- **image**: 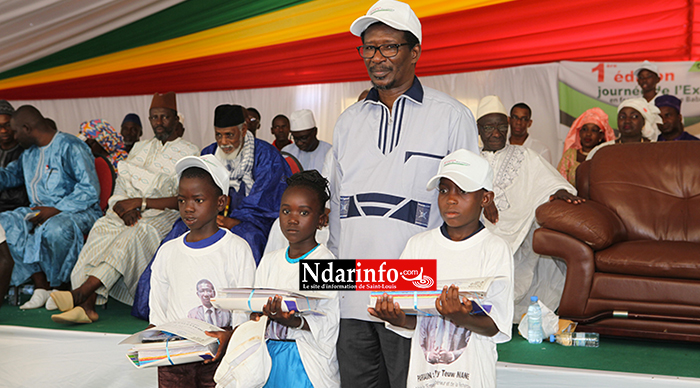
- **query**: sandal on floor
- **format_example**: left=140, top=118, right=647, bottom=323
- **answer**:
left=51, top=307, right=93, bottom=324
left=50, top=290, right=74, bottom=312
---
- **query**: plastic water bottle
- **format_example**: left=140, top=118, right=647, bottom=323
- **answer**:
left=527, top=296, right=543, bottom=344
left=549, top=332, right=600, bottom=347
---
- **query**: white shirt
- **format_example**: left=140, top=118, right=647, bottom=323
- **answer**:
left=110, top=137, right=199, bottom=211
left=399, top=227, right=514, bottom=388
left=480, top=145, right=574, bottom=253
left=149, top=229, right=256, bottom=328
left=329, top=78, right=479, bottom=320
left=255, top=245, right=340, bottom=388
left=521, top=136, right=552, bottom=165
left=282, top=140, right=332, bottom=173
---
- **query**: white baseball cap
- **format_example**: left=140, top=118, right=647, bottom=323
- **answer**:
left=350, top=0, right=422, bottom=43
left=634, top=60, right=659, bottom=77
left=476, top=95, right=508, bottom=121
left=426, top=149, right=493, bottom=192
left=176, top=155, right=229, bottom=195
left=290, top=109, right=316, bottom=132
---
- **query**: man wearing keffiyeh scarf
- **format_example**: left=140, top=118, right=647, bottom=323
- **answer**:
left=131, top=104, right=292, bottom=321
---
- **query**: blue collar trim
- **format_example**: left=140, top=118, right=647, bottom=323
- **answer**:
left=440, top=221, right=485, bottom=241
left=285, top=244, right=320, bottom=264
left=184, top=228, right=226, bottom=249
left=365, top=76, right=424, bottom=104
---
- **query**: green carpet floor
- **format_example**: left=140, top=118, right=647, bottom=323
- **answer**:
left=2, top=297, right=700, bottom=379
left=498, top=331, right=700, bottom=379
left=0, top=297, right=147, bottom=335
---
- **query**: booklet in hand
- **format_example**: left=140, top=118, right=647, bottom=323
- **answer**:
left=211, top=287, right=329, bottom=316
left=120, top=318, right=223, bottom=368
left=367, top=277, right=503, bottom=316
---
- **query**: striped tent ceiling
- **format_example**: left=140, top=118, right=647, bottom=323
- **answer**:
left=0, top=0, right=697, bottom=100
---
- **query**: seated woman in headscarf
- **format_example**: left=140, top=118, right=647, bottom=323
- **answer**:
left=78, top=119, right=128, bottom=172
left=586, top=98, right=661, bottom=160
left=557, top=108, right=615, bottom=186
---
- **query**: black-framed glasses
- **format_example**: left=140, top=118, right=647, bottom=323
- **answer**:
left=479, top=124, right=509, bottom=135
left=357, top=43, right=412, bottom=59
left=0, top=122, right=11, bottom=130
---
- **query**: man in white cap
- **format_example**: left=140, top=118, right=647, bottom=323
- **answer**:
left=329, top=1, right=478, bottom=386
left=635, top=60, right=661, bottom=103
left=282, top=109, right=331, bottom=173
left=477, top=95, right=582, bottom=321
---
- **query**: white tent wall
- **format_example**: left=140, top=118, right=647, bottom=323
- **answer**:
left=10, top=62, right=562, bottom=165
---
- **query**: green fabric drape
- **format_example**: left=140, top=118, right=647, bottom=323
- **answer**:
left=0, top=0, right=311, bottom=81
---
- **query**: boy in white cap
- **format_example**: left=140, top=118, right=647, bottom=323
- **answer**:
left=370, top=149, right=513, bottom=388
left=331, top=1, right=478, bottom=385
left=476, top=95, right=581, bottom=321
left=149, top=155, right=256, bottom=387
left=281, top=109, right=331, bottom=173
left=635, top=60, right=661, bottom=103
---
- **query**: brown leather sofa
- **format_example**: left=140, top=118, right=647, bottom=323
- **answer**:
left=532, top=141, right=700, bottom=342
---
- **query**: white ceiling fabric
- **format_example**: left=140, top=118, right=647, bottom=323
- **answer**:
left=0, top=0, right=183, bottom=74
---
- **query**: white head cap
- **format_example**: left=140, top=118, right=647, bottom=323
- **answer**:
left=290, top=109, right=316, bottom=132
left=476, top=95, right=508, bottom=121
left=176, top=155, right=229, bottom=195
left=634, top=60, right=659, bottom=77
left=617, top=98, right=661, bottom=141
left=350, top=0, right=422, bottom=43
left=426, top=149, right=493, bottom=192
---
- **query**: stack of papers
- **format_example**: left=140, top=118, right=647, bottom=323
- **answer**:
left=368, top=277, right=500, bottom=316
left=211, top=287, right=329, bottom=315
left=120, top=318, right=222, bottom=368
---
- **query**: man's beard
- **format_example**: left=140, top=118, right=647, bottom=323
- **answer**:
left=154, top=126, right=174, bottom=142
left=217, top=140, right=243, bottom=161
left=371, top=79, right=395, bottom=91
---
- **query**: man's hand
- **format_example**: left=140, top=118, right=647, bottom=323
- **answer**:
left=29, top=206, right=61, bottom=225
left=113, top=198, right=142, bottom=218
left=122, top=209, right=141, bottom=226
left=483, top=201, right=499, bottom=224
left=435, top=285, right=472, bottom=326
left=549, top=189, right=585, bottom=205
left=368, top=293, right=415, bottom=329
left=204, top=329, right=233, bottom=364
left=216, top=215, right=241, bottom=230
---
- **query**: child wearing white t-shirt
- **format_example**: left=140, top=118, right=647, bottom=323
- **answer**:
left=149, top=155, right=256, bottom=387
left=369, top=149, right=514, bottom=388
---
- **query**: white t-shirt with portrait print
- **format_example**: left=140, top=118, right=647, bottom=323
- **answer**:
left=149, top=228, right=256, bottom=328
left=397, top=227, right=514, bottom=388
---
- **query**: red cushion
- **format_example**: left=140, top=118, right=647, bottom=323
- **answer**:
left=94, top=157, right=115, bottom=212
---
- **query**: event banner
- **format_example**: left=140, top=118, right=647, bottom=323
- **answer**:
left=558, top=61, right=700, bottom=134
left=299, top=259, right=437, bottom=291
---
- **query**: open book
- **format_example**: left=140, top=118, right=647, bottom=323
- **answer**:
left=120, top=318, right=223, bottom=368
left=368, top=276, right=503, bottom=316
left=211, top=287, right=329, bottom=316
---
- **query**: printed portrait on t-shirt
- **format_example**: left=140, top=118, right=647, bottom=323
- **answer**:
left=187, top=278, right=232, bottom=328
left=419, top=316, right=471, bottom=365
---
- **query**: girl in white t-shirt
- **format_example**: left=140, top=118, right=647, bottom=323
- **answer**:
left=254, top=171, right=340, bottom=388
